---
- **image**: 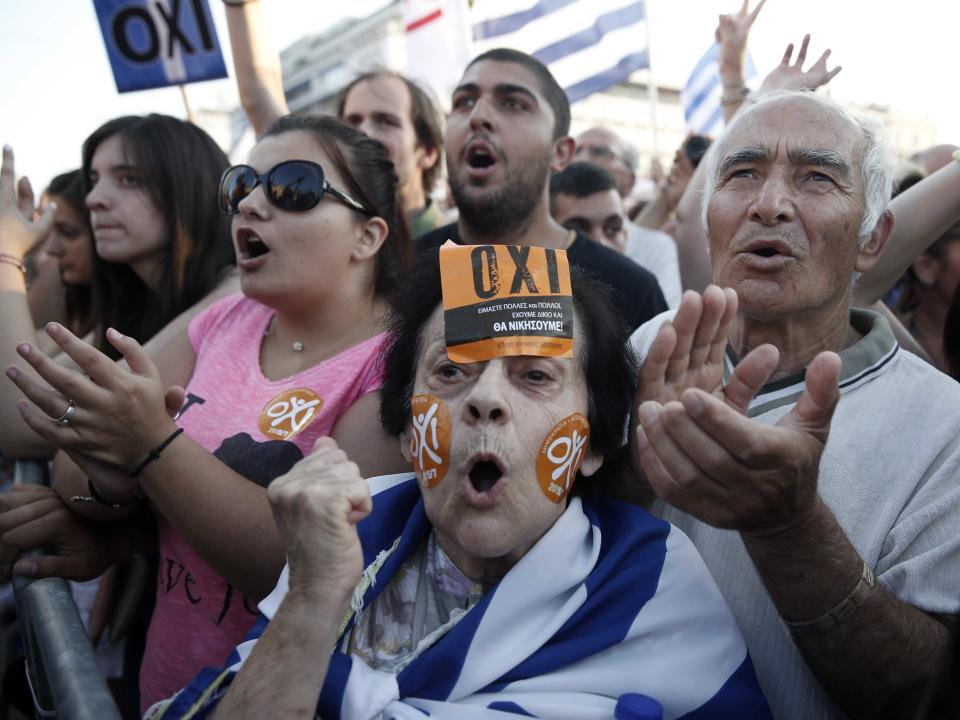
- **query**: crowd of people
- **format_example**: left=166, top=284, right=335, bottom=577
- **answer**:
left=0, top=1, right=958, bottom=718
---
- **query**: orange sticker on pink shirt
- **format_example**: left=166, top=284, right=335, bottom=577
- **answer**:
left=410, top=393, right=452, bottom=488
left=536, top=413, right=590, bottom=503
left=258, top=389, right=323, bottom=441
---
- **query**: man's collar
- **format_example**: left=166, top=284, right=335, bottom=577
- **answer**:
left=723, top=308, right=899, bottom=417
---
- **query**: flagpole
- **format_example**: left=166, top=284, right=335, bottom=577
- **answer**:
left=180, top=84, right=196, bottom=125
left=643, top=1, right=658, bottom=161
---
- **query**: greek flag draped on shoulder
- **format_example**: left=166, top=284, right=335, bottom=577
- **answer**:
left=149, top=473, right=771, bottom=719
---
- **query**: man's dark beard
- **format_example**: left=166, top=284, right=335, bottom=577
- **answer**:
left=450, top=151, right=551, bottom=238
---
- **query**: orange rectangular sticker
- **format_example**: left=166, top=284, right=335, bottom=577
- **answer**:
left=439, top=243, right=573, bottom=362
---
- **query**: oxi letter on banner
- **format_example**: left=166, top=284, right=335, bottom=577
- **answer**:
left=439, top=243, right=574, bottom=362
left=92, top=0, right=228, bottom=93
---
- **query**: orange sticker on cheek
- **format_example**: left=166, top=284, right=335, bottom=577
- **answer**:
left=536, top=413, right=590, bottom=504
left=410, top=393, right=452, bottom=488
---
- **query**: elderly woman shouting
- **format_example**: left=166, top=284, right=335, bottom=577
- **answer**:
left=150, top=247, right=770, bottom=720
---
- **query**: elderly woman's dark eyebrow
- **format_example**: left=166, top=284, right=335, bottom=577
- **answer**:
left=718, top=146, right=769, bottom=175
left=788, top=148, right=852, bottom=181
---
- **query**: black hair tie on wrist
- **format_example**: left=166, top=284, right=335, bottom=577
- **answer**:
left=130, top=427, right=185, bottom=478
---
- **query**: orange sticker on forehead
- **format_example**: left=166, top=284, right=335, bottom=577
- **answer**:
left=536, top=414, right=590, bottom=504
left=439, top=242, right=574, bottom=363
left=410, top=393, right=452, bottom=488
left=258, top=389, right=323, bottom=441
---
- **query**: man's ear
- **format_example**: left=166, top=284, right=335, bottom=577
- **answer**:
left=911, top=253, right=939, bottom=286
left=353, top=215, right=389, bottom=262
left=416, top=144, right=440, bottom=173
left=578, top=450, right=603, bottom=478
left=551, top=136, right=576, bottom=173
left=855, top=209, right=894, bottom=273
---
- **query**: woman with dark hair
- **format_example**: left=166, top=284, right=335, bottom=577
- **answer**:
left=81, top=115, right=237, bottom=358
left=895, top=221, right=960, bottom=372
left=5, top=115, right=412, bottom=710
left=42, top=170, right=96, bottom=341
left=0, top=116, right=238, bottom=459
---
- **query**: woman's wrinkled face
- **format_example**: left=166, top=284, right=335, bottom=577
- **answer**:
left=43, top=197, right=93, bottom=286
left=402, top=305, right=601, bottom=581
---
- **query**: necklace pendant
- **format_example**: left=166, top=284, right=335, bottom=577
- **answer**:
left=292, top=341, right=304, bottom=352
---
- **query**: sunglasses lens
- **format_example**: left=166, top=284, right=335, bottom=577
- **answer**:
left=267, top=161, right=325, bottom=212
left=219, top=166, right=257, bottom=214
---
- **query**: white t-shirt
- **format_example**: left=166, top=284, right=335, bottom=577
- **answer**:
left=630, top=308, right=960, bottom=720
left=624, top=222, right=682, bottom=308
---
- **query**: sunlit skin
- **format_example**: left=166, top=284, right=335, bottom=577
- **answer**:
left=85, top=134, right=169, bottom=288
left=43, top=197, right=93, bottom=286
left=341, top=76, right=437, bottom=214
left=706, top=96, right=888, bottom=373
left=401, top=306, right=601, bottom=589
left=231, top=130, right=381, bottom=319
left=446, top=59, right=573, bottom=247
left=552, top=189, right=627, bottom=253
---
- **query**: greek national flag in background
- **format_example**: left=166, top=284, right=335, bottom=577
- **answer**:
left=471, top=0, right=650, bottom=104
left=680, top=42, right=757, bottom=138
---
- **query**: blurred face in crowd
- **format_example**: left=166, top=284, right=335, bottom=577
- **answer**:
left=342, top=75, right=436, bottom=210
left=446, top=59, right=567, bottom=235
left=914, top=236, right=960, bottom=308
left=552, top=188, right=627, bottom=253
left=574, top=127, right=634, bottom=198
left=85, top=134, right=169, bottom=287
left=231, top=130, right=382, bottom=312
left=706, top=96, right=886, bottom=322
left=43, top=197, right=93, bottom=286
left=402, top=305, right=601, bottom=583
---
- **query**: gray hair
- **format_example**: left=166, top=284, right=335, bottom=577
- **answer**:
left=701, top=90, right=894, bottom=248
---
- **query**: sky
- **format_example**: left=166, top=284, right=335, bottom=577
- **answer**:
left=1, top=0, right=957, bottom=192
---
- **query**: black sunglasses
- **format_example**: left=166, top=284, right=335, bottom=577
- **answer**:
left=218, top=160, right=371, bottom=216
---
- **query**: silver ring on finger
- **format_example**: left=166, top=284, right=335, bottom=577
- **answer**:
left=53, top=399, right=76, bottom=427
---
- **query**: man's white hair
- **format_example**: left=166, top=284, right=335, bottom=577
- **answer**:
left=700, top=90, right=894, bottom=248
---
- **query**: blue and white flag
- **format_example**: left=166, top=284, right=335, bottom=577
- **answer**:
left=681, top=43, right=757, bottom=137
left=471, top=0, right=650, bottom=104
left=151, top=474, right=771, bottom=719
left=92, top=0, right=228, bottom=93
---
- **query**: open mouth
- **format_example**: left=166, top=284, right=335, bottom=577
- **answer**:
left=237, top=228, right=270, bottom=259
left=751, top=247, right=779, bottom=258
left=464, top=139, right=499, bottom=171
left=467, top=148, right=496, bottom=169
left=468, top=458, right=504, bottom=493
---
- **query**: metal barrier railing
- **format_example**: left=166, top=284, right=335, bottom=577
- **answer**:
left=11, top=460, right=122, bottom=720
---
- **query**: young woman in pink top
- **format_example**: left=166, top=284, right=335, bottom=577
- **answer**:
left=5, top=116, right=413, bottom=709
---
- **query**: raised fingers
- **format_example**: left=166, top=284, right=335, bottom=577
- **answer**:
left=10, top=342, right=105, bottom=408
left=665, top=291, right=704, bottom=381
left=707, top=287, right=739, bottom=366
left=45, top=322, right=120, bottom=388
left=105, top=328, right=160, bottom=380
left=637, top=320, right=677, bottom=402
left=795, top=34, right=810, bottom=67
left=0, top=146, right=15, bottom=205
left=688, top=285, right=727, bottom=369
left=17, top=176, right=35, bottom=220
left=723, top=343, right=778, bottom=414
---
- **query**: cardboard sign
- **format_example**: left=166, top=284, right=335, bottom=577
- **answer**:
left=92, top=0, right=228, bottom=93
left=258, top=389, right=323, bottom=442
left=536, top=413, right=590, bottom=503
left=439, top=244, right=574, bottom=362
left=410, top=393, right=451, bottom=487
